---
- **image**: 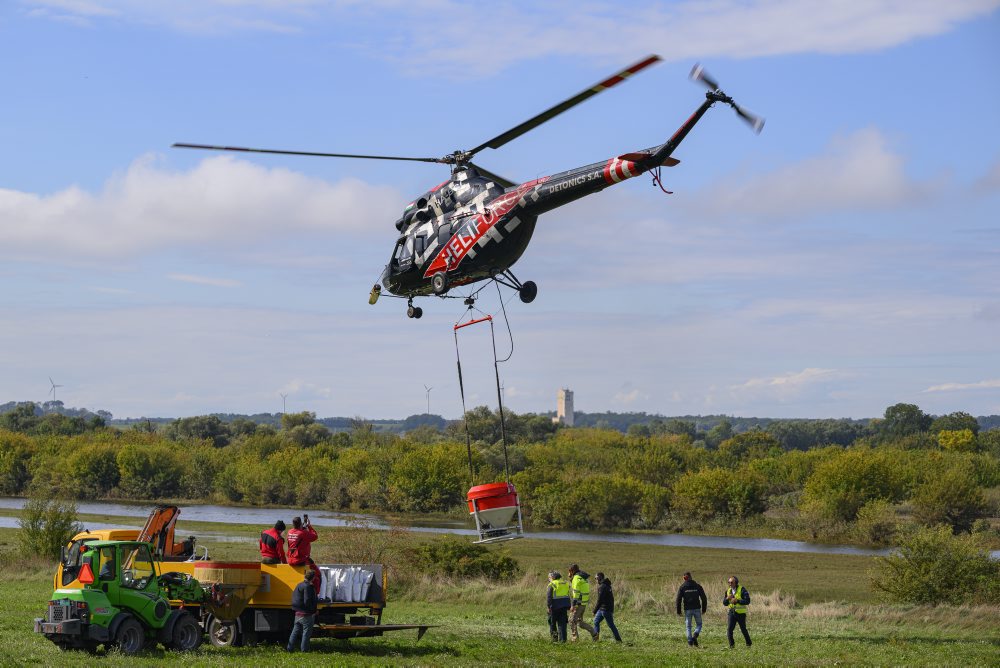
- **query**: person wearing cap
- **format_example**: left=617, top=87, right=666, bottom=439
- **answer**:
left=567, top=564, right=597, bottom=641
left=723, top=575, right=752, bottom=648
left=547, top=571, right=571, bottom=642
left=260, top=520, right=288, bottom=564
left=676, top=571, right=708, bottom=647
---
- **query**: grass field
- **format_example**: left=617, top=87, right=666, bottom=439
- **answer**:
left=1, top=523, right=998, bottom=666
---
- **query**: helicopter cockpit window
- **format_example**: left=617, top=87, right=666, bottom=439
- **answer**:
left=391, top=236, right=414, bottom=272
left=414, top=235, right=426, bottom=257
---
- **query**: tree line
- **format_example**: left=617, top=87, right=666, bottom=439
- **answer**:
left=1, top=401, right=998, bottom=547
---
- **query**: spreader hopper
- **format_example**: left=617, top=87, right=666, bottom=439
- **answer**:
left=194, top=561, right=261, bottom=620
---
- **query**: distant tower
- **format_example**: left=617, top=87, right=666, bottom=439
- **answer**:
left=554, top=388, right=575, bottom=427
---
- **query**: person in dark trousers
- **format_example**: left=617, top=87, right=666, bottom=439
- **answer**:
left=287, top=568, right=318, bottom=652
left=260, top=520, right=287, bottom=564
left=676, top=571, right=708, bottom=647
left=546, top=571, right=571, bottom=642
left=591, top=572, right=622, bottom=642
left=723, top=575, right=752, bottom=648
left=287, top=515, right=318, bottom=566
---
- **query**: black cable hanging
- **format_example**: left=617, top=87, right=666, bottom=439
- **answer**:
left=453, top=294, right=514, bottom=485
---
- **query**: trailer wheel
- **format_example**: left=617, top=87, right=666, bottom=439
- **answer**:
left=166, top=612, right=202, bottom=651
left=113, top=616, right=145, bottom=655
left=207, top=617, right=241, bottom=648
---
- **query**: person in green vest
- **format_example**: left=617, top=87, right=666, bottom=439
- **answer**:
left=723, top=575, right=752, bottom=648
left=567, top=564, right=597, bottom=641
left=547, top=571, right=571, bottom=642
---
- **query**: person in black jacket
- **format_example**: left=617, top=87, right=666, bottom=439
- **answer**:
left=591, top=572, right=622, bottom=642
left=287, top=568, right=318, bottom=652
left=676, top=571, right=708, bottom=647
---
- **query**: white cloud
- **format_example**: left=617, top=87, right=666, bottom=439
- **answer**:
left=730, top=367, right=850, bottom=402
left=924, top=379, right=1000, bottom=393
left=0, top=154, right=401, bottom=259
left=167, top=273, right=242, bottom=288
left=277, top=379, right=333, bottom=401
left=20, top=1, right=1000, bottom=75
left=685, top=127, right=931, bottom=220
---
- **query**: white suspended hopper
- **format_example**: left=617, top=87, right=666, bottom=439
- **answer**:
left=467, top=482, right=524, bottom=544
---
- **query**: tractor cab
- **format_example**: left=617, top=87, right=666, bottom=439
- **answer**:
left=38, top=539, right=208, bottom=654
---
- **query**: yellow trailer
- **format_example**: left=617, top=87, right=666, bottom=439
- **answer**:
left=56, top=523, right=430, bottom=646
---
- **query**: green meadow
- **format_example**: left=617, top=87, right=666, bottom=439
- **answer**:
left=1, top=522, right=997, bottom=667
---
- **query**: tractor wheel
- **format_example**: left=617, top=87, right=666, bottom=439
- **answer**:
left=166, top=612, right=202, bottom=651
left=519, top=281, right=537, bottom=303
left=207, top=616, right=241, bottom=648
left=113, top=616, right=146, bottom=655
left=431, top=272, right=449, bottom=295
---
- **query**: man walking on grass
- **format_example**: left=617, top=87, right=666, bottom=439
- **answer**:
left=568, top=564, right=597, bottom=641
left=547, top=571, right=571, bottom=642
left=676, top=571, right=708, bottom=647
left=724, top=575, right=752, bottom=649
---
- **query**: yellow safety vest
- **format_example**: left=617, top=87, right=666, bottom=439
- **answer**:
left=571, top=574, right=590, bottom=604
left=727, top=586, right=748, bottom=614
left=549, top=578, right=571, bottom=605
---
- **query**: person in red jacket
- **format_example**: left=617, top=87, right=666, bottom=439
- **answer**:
left=259, top=520, right=287, bottom=564
left=287, top=515, right=318, bottom=566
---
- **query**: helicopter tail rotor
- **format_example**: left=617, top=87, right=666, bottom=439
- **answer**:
left=689, top=63, right=765, bottom=134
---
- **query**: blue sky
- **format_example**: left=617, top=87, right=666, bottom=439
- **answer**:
left=1, top=0, right=999, bottom=420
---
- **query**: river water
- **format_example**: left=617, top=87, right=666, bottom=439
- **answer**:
left=0, top=497, right=902, bottom=557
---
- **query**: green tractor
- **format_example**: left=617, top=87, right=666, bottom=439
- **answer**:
left=35, top=540, right=217, bottom=654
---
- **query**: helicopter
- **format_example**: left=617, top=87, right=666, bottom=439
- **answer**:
left=175, top=57, right=762, bottom=319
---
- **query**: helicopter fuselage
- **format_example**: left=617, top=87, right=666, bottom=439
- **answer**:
left=381, top=149, right=656, bottom=298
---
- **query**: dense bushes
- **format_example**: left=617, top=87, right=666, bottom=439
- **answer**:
left=1, top=402, right=997, bottom=541
left=407, top=537, right=519, bottom=580
left=17, top=497, right=82, bottom=560
left=800, top=449, right=905, bottom=521
left=870, top=525, right=1000, bottom=605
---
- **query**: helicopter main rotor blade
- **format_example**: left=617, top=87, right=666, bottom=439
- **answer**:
left=466, top=55, right=662, bottom=158
left=172, top=143, right=446, bottom=163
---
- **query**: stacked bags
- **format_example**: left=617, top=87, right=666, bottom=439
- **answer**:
left=317, top=566, right=374, bottom=602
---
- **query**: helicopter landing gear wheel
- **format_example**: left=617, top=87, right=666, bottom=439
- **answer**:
left=407, top=305, right=423, bottom=319
left=431, top=272, right=449, bottom=295
left=518, top=281, right=537, bottom=303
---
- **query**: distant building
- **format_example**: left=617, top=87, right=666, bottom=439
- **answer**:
left=553, top=388, right=574, bottom=427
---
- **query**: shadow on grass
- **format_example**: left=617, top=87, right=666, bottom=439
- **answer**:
left=803, top=635, right=1000, bottom=647
left=223, top=640, right=461, bottom=659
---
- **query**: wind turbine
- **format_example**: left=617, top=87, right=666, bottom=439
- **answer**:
left=424, top=385, right=433, bottom=415
left=279, top=392, right=288, bottom=414
left=48, top=377, right=63, bottom=402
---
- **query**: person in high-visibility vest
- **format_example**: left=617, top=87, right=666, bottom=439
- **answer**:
left=547, top=571, right=572, bottom=642
left=567, top=564, right=597, bottom=641
left=723, top=575, right=752, bottom=648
